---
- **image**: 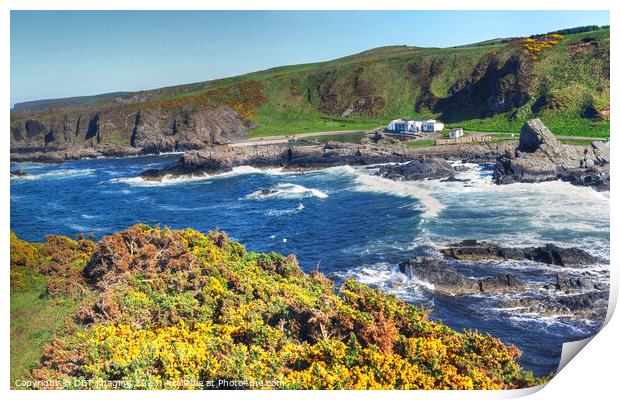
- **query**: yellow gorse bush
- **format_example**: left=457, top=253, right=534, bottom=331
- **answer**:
left=522, top=34, right=565, bottom=59
left=11, top=225, right=546, bottom=389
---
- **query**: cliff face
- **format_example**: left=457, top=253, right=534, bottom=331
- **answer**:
left=10, top=104, right=252, bottom=157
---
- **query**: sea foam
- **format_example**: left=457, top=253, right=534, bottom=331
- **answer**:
left=245, top=183, right=328, bottom=200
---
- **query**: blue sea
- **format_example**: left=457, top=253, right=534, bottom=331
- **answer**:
left=10, top=154, right=610, bottom=376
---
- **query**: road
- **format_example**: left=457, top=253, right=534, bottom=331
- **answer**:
left=229, top=129, right=374, bottom=147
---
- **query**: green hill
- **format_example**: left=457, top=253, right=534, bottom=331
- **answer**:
left=11, top=27, right=609, bottom=150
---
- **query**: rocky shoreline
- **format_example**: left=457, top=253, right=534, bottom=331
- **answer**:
left=10, top=144, right=145, bottom=164
left=398, top=241, right=608, bottom=321
left=139, top=140, right=504, bottom=181
left=493, top=119, right=609, bottom=191
left=11, top=118, right=609, bottom=193
left=440, top=240, right=598, bottom=266
left=135, top=119, right=608, bottom=192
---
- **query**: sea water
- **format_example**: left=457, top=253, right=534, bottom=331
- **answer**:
left=10, top=154, right=610, bottom=376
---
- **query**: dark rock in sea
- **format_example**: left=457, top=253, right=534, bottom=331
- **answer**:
left=557, top=290, right=608, bottom=311
left=10, top=169, right=27, bottom=177
left=453, top=165, right=470, bottom=172
left=493, top=119, right=610, bottom=191
left=377, top=158, right=455, bottom=181
left=440, top=176, right=471, bottom=183
left=398, top=257, right=478, bottom=294
left=478, top=274, right=524, bottom=293
left=548, top=273, right=594, bottom=292
left=441, top=240, right=598, bottom=267
left=503, top=298, right=573, bottom=318
left=398, top=256, right=524, bottom=295
left=503, top=277, right=608, bottom=320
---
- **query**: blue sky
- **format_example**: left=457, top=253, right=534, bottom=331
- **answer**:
left=10, top=10, right=609, bottom=105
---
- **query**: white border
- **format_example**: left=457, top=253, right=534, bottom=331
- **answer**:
left=2, top=1, right=616, bottom=399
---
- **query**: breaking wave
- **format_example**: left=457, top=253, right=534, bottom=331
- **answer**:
left=265, top=203, right=306, bottom=217
left=108, top=165, right=289, bottom=187
left=11, top=168, right=95, bottom=181
left=109, top=174, right=213, bottom=187
left=244, top=183, right=328, bottom=200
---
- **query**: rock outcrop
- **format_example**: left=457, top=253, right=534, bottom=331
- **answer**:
left=140, top=142, right=505, bottom=180
left=10, top=104, right=252, bottom=162
left=504, top=287, right=609, bottom=321
left=399, top=253, right=607, bottom=320
left=493, top=119, right=610, bottom=190
left=377, top=158, right=455, bottom=181
left=10, top=169, right=27, bottom=177
left=398, top=256, right=525, bottom=294
left=440, top=240, right=598, bottom=267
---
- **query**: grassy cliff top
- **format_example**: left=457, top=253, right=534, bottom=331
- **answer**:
left=11, top=27, right=609, bottom=138
left=10, top=225, right=546, bottom=389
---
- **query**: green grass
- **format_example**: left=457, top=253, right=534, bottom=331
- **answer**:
left=559, top=138, right=604, bottom=146
left=405, top=139, right=436, bottom=149
left=304, top=134, right=366, bottom=144
left=107, top=130, right=131, bottom=146
left=486, top=133, right=519, bottom=142
left=457, top=115, right=609, bottom=138
left=250, top=106, right=381, bottom=137
left=10, top=270, right=78, bottom=386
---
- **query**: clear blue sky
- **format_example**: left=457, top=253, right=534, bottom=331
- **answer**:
left=10, top=10, right=610, bottom=105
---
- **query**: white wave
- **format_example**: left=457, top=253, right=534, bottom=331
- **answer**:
left=338, top=262, right=429, bottom=303
left=265, top=203, right=305, bottom=217
left=157, top=204, right=217, bottom=212
left=244, top=183, right=328, bottom=200
left=315, top=164, right=444, bottom=218
left=69, top=224, right=106, bottom=232
left=11, top=168, right=95, bottom=181
left=486, top=306, right=599, bottom=335
left=314, top=164, right=360, bottom=177
left=353, top=173, right=445, bottom=218
left=216, top=165, right=288, bottom=178
left=109, top=173, right=212, bottom=187
left=108, top=165, right=289, bottom=187
left=414, top=163, right=610, bottom=260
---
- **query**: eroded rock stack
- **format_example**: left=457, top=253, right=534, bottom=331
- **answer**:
left=493, top=119, right=609, bottom=190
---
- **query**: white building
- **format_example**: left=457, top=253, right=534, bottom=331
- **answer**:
left=449, top=128, right=464, bottom=139
left=387, top=119, right=421, bottom=133
left=408, top=120, right=423, bottom=132
left=387, top=119, right=407, bottom=132
left=420, top=120, right=445, bottom=132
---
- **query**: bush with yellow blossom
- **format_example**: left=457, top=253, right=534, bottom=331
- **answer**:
left=11, top=225, right=546, bottom=389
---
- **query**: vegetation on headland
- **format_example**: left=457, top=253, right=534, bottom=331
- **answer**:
left=10, top=226, right=547, bottom=390
left=11, top=27, right=609, bottom=145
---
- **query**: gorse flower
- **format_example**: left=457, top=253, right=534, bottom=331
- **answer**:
left=11, top=225, right=546, bottom=389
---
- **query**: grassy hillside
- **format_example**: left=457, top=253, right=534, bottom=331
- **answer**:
left=11, top=27, right=609, bottom=139
left=10, top=226, right=546, bottom=390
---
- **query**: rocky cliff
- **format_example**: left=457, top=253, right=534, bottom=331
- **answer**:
left=10, top=104, right=253, bottom=162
